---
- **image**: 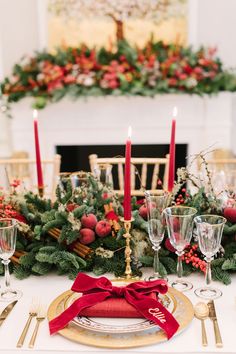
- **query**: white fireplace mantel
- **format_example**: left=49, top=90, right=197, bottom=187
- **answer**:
left=4, top=92, right=236, bottom=169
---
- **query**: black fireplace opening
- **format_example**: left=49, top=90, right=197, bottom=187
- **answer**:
left=56, top=144, right=187, bottom=189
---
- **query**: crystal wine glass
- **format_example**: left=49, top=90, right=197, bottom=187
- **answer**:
left=94, top=164, right=113, bottom=188
left=0, top=218, right=22, bottom=301
left=145, top=191, right=171, bottom=280
left=163, top=206, right=197, bottom=291
left=194, top=214, right=226, bottom=300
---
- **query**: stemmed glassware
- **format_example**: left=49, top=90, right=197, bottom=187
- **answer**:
left=194, top=214, right=226, bottom=299
left=163, top=206, right=197, bottom=291
left=0, top=218, right=22, bottom=301
left=94, top=164, right=113, bottom=188
left=145, top=191, right=171, bottom=280
left=58, top=171, right=90, bottom=191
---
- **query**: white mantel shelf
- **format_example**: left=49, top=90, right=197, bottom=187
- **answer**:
left=5, top=93, right=236, bottom=167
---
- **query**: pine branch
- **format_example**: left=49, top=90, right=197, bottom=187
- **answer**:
left=13, top=265, right=31, bottom=279
left=160, top=256, right=177, bottom=274
left=222, top=258, right=236, bottom=271
left=32, top=262, right=53, bottom=275
left=212, top=266, right=231, bottom=285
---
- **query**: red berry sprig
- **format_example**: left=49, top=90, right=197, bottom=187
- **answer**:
left=176, top=188, right=190, bottom=205
left=182, top=244, right=206, bottom=273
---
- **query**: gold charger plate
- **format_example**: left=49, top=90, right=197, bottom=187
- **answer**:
left=47, top=288, right=194, bottom=349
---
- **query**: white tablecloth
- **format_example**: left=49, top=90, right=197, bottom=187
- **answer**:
left=0, top=271, right=235, bottom=354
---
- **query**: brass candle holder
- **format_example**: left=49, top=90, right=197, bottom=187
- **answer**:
left=38, top=186, right=44, bottom=198
left=121, top=217, right=134, bottom=279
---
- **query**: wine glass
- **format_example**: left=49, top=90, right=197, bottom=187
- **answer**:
left=163, top=206, right=197, bottom=291
left=194, top=214, right=226, bottom=300
left=145, top=191, right=171, bottom=280
left=94, top=164, right=113, bottom=188
left=0, top=218, right=22, bottom=301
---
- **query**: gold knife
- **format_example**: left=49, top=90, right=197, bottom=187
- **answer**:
left=208, top=300, right=223, bottom=348
left=0, top=300, right=18, bottom=326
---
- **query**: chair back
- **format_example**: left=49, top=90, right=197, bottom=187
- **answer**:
left=0, top=154, right=61, bottom=198
left=197, top=149, right=236, bottom=172
left=89, top=154, right=169, bottom=196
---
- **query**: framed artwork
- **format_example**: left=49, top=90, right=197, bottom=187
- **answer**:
left=38, top=0, right=191, bottom=50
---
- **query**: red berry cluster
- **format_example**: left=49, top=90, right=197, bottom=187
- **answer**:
left=0, top=195, right=26, bottom=223
left=182, top=244, right=206, bottom=273
left=176, top=188, right=190, bottom=205
left=10, top=179, right=21, bottom=188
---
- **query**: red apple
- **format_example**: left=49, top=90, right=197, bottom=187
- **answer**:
left=95, top=220, right=111, bottom=237
left=79, top=228, right=95, bottom=245
left=81, top=213, right=97, bottom=229
left=139, top=205, right=148, bottom=219
left=139, top=202, right=156, bottom=220
left=223, top=207, right=236, bottom=223
left=66, top=203, right=79, bottom=212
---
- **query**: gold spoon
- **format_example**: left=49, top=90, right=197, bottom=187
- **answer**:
left=194, top=302, right=209, bottom=347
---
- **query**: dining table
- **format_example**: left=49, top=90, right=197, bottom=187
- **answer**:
left=0, top=270, right=235, bottom=354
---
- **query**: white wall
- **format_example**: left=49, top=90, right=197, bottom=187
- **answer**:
left=0, top=0, right=39, bottom=78
left=196, top=0, right=236, bottom=67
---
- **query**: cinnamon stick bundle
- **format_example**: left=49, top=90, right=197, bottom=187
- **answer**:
left=10, top=249, right=27, bottom=265
left=48, top=228, right=93, bottom=259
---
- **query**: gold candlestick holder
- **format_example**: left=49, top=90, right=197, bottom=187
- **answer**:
left=120, top=217, right=134, bottom=280
left=38, top=186, right=44, bottom=198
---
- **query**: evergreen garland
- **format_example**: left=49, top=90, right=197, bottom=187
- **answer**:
left=2, top=40, right=236, bottom=112
left=0, top=170, right=236, bottom=284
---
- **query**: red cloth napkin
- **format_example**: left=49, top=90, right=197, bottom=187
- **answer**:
left=49, top=273, right=179, bottom=339
left=80, top=293, right=156, bottom=318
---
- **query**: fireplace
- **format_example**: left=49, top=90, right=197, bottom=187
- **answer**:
left=8, top=94, right=235, bottom=179
left=56, top=144, right=187, bottom=189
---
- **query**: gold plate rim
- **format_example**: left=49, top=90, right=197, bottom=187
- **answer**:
left=47, top=287, right=194, bottom=349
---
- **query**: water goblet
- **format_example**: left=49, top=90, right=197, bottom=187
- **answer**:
left=93, top=164, right=113, bottom=188
left=145, top=191, right=171, bottom=280
left=0, top=218, right=22, bottom=301
left=194, top=214, right=226, bottom=300
left=163, top=206, right=197, bottom=291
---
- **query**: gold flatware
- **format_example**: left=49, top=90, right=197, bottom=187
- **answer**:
left=208, top=300, right=223, bottom=348
left=16, top=299, right=38, bottom=348
left=0, top=300, right=17, bottom=327
left=194, top=302, right=209, bottom=346
left=28, top=305, right=46, bottom=348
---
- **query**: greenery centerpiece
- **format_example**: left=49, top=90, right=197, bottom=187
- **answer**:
left=1, top=160, right=236, bottom=284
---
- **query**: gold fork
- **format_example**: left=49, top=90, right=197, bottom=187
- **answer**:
left=16, top=299, right=38, bottom=348
left=28, top=304, right=47, bottom=348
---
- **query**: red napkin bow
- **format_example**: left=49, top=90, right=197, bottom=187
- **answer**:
left=49, top=273, right=179, bottom=339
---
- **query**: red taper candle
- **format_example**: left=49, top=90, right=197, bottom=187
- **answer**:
left=124, top=126, right=132, bottom=220
left=168, top=107, right=177, bottom=192
left=33, top=109, right=44, bottom=188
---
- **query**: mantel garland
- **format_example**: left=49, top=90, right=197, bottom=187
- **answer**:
left=1, top=168, right=236, bottom=285
left=1, top=40, right=236, bottom=111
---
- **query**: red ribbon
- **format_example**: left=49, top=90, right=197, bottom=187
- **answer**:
left=105, top=210, right=119, bottom=221
left=49, top=273, right=179, bottom=339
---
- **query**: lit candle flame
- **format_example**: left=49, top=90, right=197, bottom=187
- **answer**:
left=128, top=126, right=132, bottom=139
left=173, top=106, right=178, bottom=118
left=33, top=109, right=38, bottom=120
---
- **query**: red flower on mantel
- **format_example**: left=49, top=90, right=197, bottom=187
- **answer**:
left=1, top=40, right=231, bottom=109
